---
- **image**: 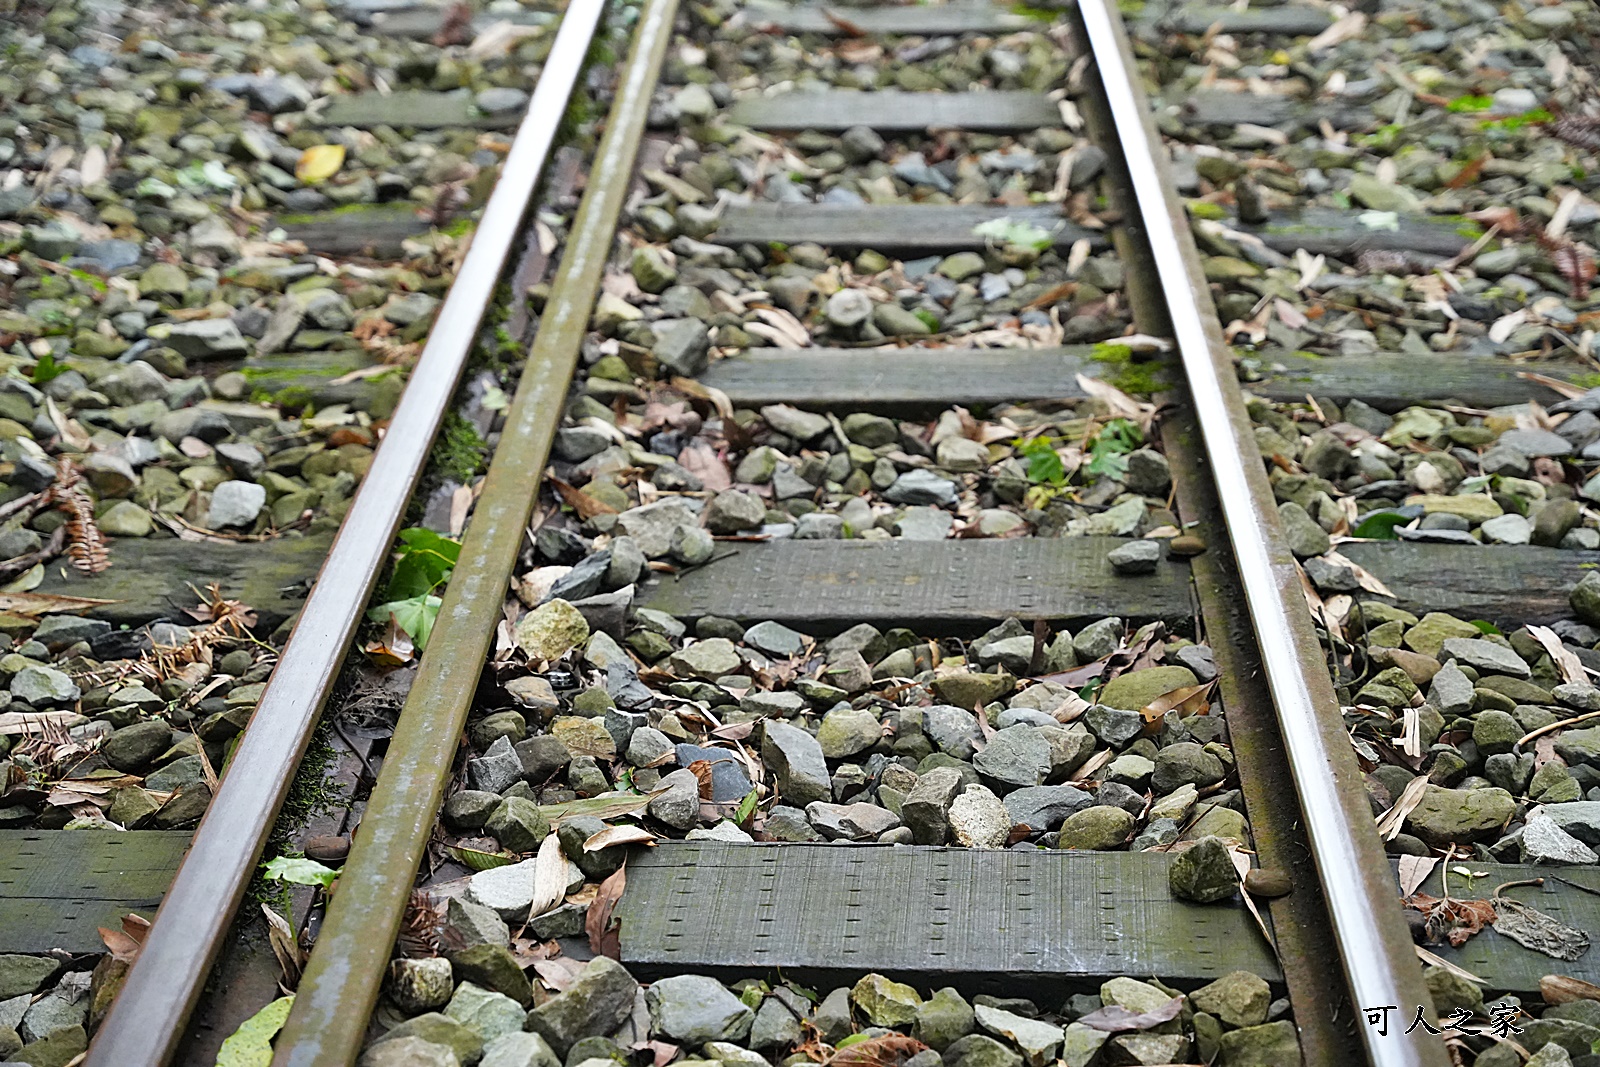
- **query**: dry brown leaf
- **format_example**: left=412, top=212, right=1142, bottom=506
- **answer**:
left=819, top=6, right=867, bottom=35
left=550, top=477, right=619, bottom=519
left=1075, top=997, right=1184, bottom=1033
left=1398, top=855, right=1440, bottom=898
left=261, top=904, right=304, bottom=990
left=1321, top=550, right=1396, bottom=599
left=583, top=824, right=657, bottom=851
left=826, top=1034, right=930, bottom=1067
left=677, top=440, right=732, bottom=492
left=97, top=914, right=151, bottom=964
left=1416, top=945, right=1486, bottom=985
left=1527, top=624, right=1586, bottom=685
left=688, top=759, right=716, bottom=800
left=586, top=862, right=627, bottom=959
left=671, top=377, right=735, bottom=421
left=1138, top=681, right=1214, bottom=732
left=1542, top=975, right=1600, bottom=1005
left=528, top=833, right=568, bottom=920
left=532, top=956, right=587, bottom=992
left=1406, top=892, right=1497, bottom=947
left=1376, top=775, right=1429, bottom=840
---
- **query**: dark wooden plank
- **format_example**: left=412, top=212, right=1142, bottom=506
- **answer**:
left=1249, top=350, right=1587, bottom=412
left=728, top=90, right=1061, bottom=132
left=313, top=89, right=519, bottom=129
left=702, top=346, right=1166, bottom=408
left=275, top=204, right=433, bottom=257
left=715, top=203, right=1106, bottom=252
left=37, top=533, right=331, bottom=628
left=1237, top=206, right=1478, bottom=259
left=1338, top=543, right=1600, bottom=626
left=618, top=843, right=1281, bottom=989
left=1173, top=90, right=1371, bottom=132
left=0, top=831, right=190, bottom=953
left=640, top=537, right=1193, bottom=629
left=1154, top=5, right=1334, bottom=35
left=1394, top=860, right=1600, bottom=990
left=746, top=2, right=1036, bottom=35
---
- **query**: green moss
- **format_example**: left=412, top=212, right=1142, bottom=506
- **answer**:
left=1570, top=372, right=1600, bottom=390
left=434, top=410, right=488, bottom=485
left=1186, top=200, right=1226, bottom=221
left=1089, top=342, right=1167, bottom=395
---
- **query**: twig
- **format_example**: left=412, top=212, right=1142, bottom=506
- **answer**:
left=1518, top=708, right=1600, bottom=746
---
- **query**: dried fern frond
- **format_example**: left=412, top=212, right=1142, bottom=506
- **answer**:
left=1549, top=114, right=1600, bottom=153
left=397, top=890, right=443, bottom=958
left=1538, top=233, right=1598, bottom=299
left=42, top=458, right=110, bottom=574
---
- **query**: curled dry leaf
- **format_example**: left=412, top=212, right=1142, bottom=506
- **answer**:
left=1375, top=775, right=1429, bottom=840
left=586, top=862, right=627, bottom=959
left=1138, top=681, right=1213, bottom=733
left=826, top=1034, right=931, bottom=1067
left=1075, top=997, right=1184, bottom=1033
left=1491, top=897, right=1590, bottom=961
left=528, top=833, right=568, bottom=920
left=1405, top=893, right=1496, bottom=948
left=583, top=824, right=658, bottom=851
left=1541, top=974, right=1600, bottom=1005
left=688, top=759, right=716, bottom=800
left=550, top=477, right=619, bottom=519
left=97, top=913, right=152, bottom=964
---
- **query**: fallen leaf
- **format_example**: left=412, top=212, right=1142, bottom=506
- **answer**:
left=550, top=477, right=618, bottom=519
left=677, top=440, right=732, bottom=492
left=1405, top=892, right=1496, bottom=947
left=586, top=862, right=627, bottom=958
left=1376, top=775, right=1429, bottom=840
left=583, top=824, right=657, bottom=851
left=0, top=591, right=120, bottom=616
left=688, top=759, right=716, bottom=800
left=1075, top=997, right=1184, bottom=1033
left=528, top=833, right=568, bottom=920
left=1138, top=681, right=1214, bottom=732
left=532, top=956, right=587, bottom=992
left=1541, top=974, right=1600, bottom=1004
left=261, top=904, right=304, bottom=990
left=1397, top=855, right=1439, bottom=898
left=827, top=1033, right=931, bottom=1067
left=1527, top=624, right=1586, bottom=685
left=1321, top=550, right=1396, bottom=599
left=97, top=914, right=151, bottom=964
left=1492, top=897, right=1590, bottom=961
left=215, top=995, right=293, bottom=1067
left=1416, top=945, right=1485, bottom=984
left=295, top=144, right=346, bottom=184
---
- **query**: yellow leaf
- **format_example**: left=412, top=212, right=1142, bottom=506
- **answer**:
left=295, top=144, right=346, bottom=184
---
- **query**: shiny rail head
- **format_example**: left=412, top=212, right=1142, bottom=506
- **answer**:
left=81, top=4, right=612, bottom=1066
left=1068, top=1, right=1450, bottom=1065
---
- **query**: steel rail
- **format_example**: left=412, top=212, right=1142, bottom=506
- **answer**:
left=83, top=5, right=607, bottom=1061
left=1072, top=2, right=1450, bottom=1065
left=269, top=0, right=678, bottom=1059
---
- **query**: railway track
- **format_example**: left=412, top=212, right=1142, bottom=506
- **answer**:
left=3, top=0, right=1600, bottom=1065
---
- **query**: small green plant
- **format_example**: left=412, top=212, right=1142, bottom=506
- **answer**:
left=1447, top=94, right=1493, bottom=113
left=366, top=527, right=462, bottom=650
left=1479, top=108, right=1552, bottom=132
left=972, top=217, right=1055, bottom=254
left=1085, top=418, right=1142, bottom=480
left=1015, top=436, right=1066, bottom=486
left=29, top=352, right=66, bottom=385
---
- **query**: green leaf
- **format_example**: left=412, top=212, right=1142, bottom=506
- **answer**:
left=216, top=996, right=293, bottom=1067
left=836, top=1034, right=871, bottom=1049
left=734, top=788, right=760, bottom=826
left=1019, top=439, right=1065, bottom=486
left=386, top=528, right=461, bottom=600
left=1469, top=620, right=1502, bottom=636
left=1352, top=512, right=1408, bottom=540
left=29, top=352, right=66, bottom=385
left=448, top=845, right=517, bottom=871
left=262, top=856, right=340, bottom=889
left=972, top=217, right=1055, bottom=253
left=1447, top=94, right=1493, bottom=113
left=1456, top=474, right=1493, bottom=495
left=367, top=594, right=442, bottom=649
